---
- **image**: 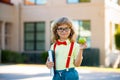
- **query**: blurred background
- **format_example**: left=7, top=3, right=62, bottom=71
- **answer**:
left=0, top=0, right=120, bottom=68
left=0, top=0, right=120, bottom=80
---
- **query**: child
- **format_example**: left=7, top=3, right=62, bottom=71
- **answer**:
left=46, top=17, right=87, bottom=80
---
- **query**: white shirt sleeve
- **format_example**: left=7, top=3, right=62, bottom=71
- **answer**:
left=73, top=42, right=80, bottom=59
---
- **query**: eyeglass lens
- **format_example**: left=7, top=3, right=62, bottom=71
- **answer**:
left=57, top=27, right=70, bottom=32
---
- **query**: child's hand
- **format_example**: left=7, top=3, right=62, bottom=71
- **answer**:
left=46, top=59, right=54, bottom=69
left=78, top=37, right=87, bottom=49
left=79, top=42, right=87, bottom=49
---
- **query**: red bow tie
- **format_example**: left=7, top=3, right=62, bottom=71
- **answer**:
left=56, top=40, right=67, bottom=45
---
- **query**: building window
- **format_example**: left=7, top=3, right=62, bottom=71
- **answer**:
left=24, top=0, right=47, bottom=5
left=5, top=23, right=12, bottom=50
left=67, top=0, right=90, bottom=4
left=0, top=0, right=13, bottom=5
left=24, top=22, right=45, bottom=51
left=72, top=20, right=91, bottom=47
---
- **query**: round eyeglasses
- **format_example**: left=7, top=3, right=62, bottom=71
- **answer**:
left=57, top=27, right=70, bottom=32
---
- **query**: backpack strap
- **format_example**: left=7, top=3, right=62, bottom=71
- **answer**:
left=53, top=43, right=57, bottom=70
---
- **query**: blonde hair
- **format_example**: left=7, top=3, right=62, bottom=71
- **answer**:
left=51, top=17, right=76, bottom=43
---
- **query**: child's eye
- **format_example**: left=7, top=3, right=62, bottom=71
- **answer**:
left=57, top=28, right=63, bottom=30
left=57, top=27, right=70, bottom=32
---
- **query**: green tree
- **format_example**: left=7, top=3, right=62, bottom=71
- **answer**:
left=114, top=26, right=120, bottom=50
left=113, top=25, right=120, bottom=68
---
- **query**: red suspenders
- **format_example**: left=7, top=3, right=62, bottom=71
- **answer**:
left=66, top=42, right=74, bottom=69
left=54, top=43, right=57, bottom=52
left=53, top=42, right=74, bottom=71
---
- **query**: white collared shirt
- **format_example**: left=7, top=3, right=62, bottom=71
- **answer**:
left=50, top=39, right=80, bottom=70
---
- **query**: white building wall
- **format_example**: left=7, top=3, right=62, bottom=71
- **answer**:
left=105, top=0, right=120, bottom=67
left=0, top=3, right=20, bottom=51
left=0, top=3, right=14, bottom=22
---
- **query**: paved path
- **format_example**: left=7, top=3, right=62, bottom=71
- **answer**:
left=0, top=64, right=120, bottom=80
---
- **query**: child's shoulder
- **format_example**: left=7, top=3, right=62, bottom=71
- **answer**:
left=50, top=43, right=55, bottom=46
left=50, top=43, right=56, bottom=50
left=73, top=42, right=80, bottom=47
left=51, top=42, right=58, bottom=45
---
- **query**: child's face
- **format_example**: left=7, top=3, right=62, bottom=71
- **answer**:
left=57, top=24, right=71, bottom=40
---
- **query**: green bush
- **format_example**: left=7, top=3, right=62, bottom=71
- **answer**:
left=21, top=51, right=48, bottom=64
left=115, top=33, right=120, bottom=50
left=1, top=50, right=48, bottom=64
left=40, top=51, right=48, bottom=64
left=1, top=50, right=24, bottom=63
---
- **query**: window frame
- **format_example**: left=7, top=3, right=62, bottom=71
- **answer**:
left=72, top=20, right=91, bottom=47
left=24, top=0, right=47, bottom=5
left=24, top=22, right=45, bottom=51
left=67, top=0, right=91, bottom=4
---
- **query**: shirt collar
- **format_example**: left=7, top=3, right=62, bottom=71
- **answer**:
left=66, top=39, right=71, bottom=45
left=57, top=39, right=71, bottom=45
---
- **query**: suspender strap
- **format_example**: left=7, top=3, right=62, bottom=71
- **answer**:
left=53, top=42, right=74, bottom=70
left=66, top=42, right=74, bottom=69
left=54, top=43, right=57, bottom=51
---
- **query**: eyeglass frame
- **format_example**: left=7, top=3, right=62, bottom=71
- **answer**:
left=57, top=27, right=71, bottom=32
